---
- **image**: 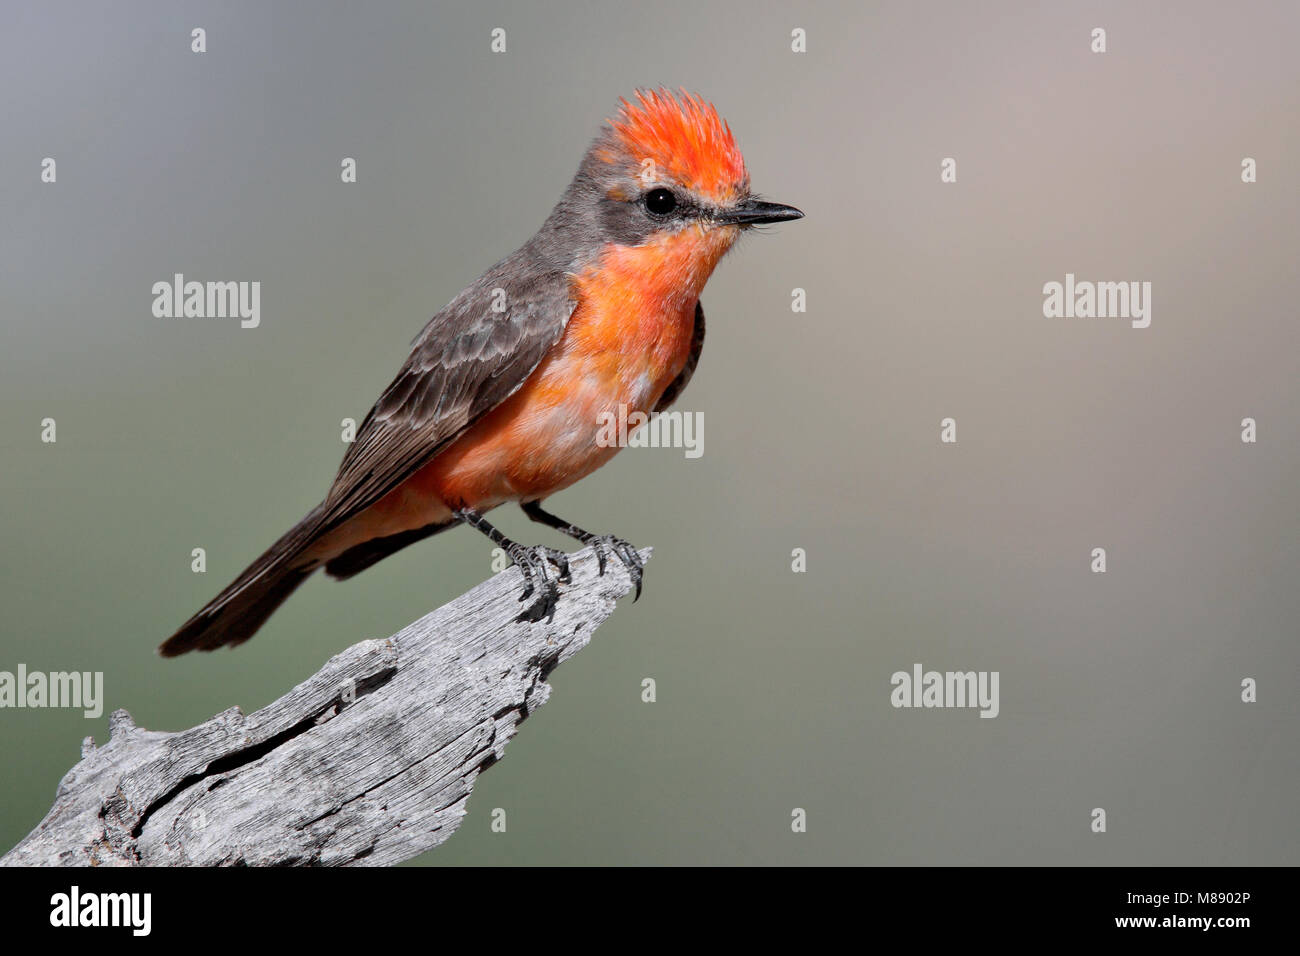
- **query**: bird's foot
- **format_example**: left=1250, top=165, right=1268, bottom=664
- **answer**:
left=506, top=543, right=571, bottom=623
left=587, top=535, right=644, bottom=601
left=518, top=502, right=644, bottom=602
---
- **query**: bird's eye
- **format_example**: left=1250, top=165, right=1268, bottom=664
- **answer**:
left=643, top=188, right=678, bottom=216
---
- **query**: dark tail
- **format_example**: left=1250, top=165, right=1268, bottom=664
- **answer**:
left=159, top=505, right=327, bottom=657
left=322, top=519, right=455, bottom=581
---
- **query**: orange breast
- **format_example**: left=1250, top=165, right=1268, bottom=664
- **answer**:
left=334, top=224, right=738, bottom=549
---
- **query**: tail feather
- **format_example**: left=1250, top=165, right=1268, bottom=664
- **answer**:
left=159, top=505, right=327, bottom=657
left=323, top=519, right=454, bottom=581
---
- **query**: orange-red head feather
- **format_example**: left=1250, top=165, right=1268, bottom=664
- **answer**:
left=605, top=89, right=750, bottom=203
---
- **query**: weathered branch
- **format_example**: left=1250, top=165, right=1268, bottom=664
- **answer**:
left=2, top=546, right=649, bottom=867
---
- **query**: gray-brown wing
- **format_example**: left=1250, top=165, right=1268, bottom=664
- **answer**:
left=320, top=265, right=577, bottom=531
left=655, top=299, right=706, bottom=412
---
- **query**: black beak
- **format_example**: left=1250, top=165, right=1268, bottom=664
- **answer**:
left=716, top=198, right=805, bottom=226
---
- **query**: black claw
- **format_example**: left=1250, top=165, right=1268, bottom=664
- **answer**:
left=516, top=577, right=559, bottom=623
left=507, top=545, right=567, bottom=622
left=547, top=549, right=572, bottom=584
left=516, top=566, right=536, bottom=602
left=586, top=535, right=644, bottom=600
left=627, top=558, right=643, bottom=601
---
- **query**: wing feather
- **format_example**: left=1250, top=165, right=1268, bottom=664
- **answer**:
left=319, top=263, right=577, bottom=531
left=655, top=299, right=706, bottom=412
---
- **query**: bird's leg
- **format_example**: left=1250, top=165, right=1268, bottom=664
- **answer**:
left=521, top=501, right=644, bottom=600
left=453, top=507, right=571, bottom=622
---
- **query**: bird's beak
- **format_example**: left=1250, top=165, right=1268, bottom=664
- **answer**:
left=716, top=198, right=805, bottom=226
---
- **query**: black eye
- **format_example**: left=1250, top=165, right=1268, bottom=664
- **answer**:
left=644, top=188, right=678, bottom=216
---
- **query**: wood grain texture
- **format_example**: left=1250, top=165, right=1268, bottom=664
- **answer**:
left=3, top=545, right=649, bottom=867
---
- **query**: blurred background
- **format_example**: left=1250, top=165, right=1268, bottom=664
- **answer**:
left=1, top=0, right=1296, bottom=865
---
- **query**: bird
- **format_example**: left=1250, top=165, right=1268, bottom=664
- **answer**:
left=160, top=88, right=803, bottom=656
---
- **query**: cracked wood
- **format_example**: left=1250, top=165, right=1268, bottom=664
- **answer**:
left=2, top=545, right=649, bottom=866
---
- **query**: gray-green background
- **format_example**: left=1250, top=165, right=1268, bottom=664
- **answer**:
left=2, top=1, right=1296, bottom=865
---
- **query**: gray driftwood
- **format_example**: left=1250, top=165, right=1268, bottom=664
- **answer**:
left=2, top=545, right=648, bottom=866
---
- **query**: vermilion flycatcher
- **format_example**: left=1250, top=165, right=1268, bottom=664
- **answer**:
left=161, top=89, right=802, bottom=656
